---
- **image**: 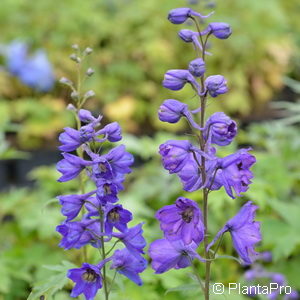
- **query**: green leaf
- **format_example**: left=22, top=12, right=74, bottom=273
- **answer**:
left=165, top=283, right=202, bottom=295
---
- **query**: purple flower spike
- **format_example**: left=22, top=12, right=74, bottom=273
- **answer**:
left=159, top=140, right=194, bottom=174
left=158, top=99, right=189, bottom=124
left=111, top=248, right=147, bottom=286
left=156, top=197, right=204, bottom=245
left=189, top=58, right=206, bottom=77
left=57, top=153, right=93, bottom=182
left=205, top=22, right=232, bottom=39
left=96, top=122, right=122, bottom=142
left=149, top=239, right=204, bottom=274
left=59, top=124, right=95, bottom=152
left=112, top=223, right=146, bottom=258
left=105, top=204, right=133, bottom=234
left=168, top=7, right=212, bottom=24
left=218, top=148, right=256, bottom=198
left=163, top=69, right=199, bottom=92
left=207, top=201, right=261, bottom=265
left=58, top=190, right=96, bottom=221
left=204, top=112, right=237, bottom=146
left=205, top=75, right=228, bottom=98
left=67, top=263, right=102, bottom=300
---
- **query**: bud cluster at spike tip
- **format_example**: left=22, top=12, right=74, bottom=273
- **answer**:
left=149, top=7, right=261, bottom=275
left=57, top=73, right=146, bottom=299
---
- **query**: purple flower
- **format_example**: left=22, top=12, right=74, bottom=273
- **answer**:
left=205, top=75, right=228, bottom=98
left=67, top=263, right=102, bottom=300
left=56, top=219, right=99, bottom=250
left=204, top=22, right=232, bottom=39
left=105, top=145, right=134, bottom=176
left=168, top=7, right=212, bottom=24
left=204, top=112, right=237, bottom=146
left=148, top=239, right=204, bottom=274
left=217, top=148, right=256, bottom=198
left=156, top=197, right=204, bottom=245
left=284, top=291, right=299, bottom=300
left=207, top=201, right=261, bottom=265
left=6, top=41, right=28, bottom=75
left=158, top=99, right=189, bottom=123
left=18, top=50, right=55, bottom=92
left=58, top=124, right=95, bottom=152
left=159, top=140, right=194, bottom=174
left=105, top=204, right=133, bottom=234
left=57, top=153, right=93, bottom=182
left=111, top=248, right=147, bottom=285
left=163, top=69, right=199, bottom=92
left=112, top=223, right=146, bottom=258
left=96, top=122, right=122, bottom=142
left=58, top=190, right=96, bottom=221
left=78, top=109, right=102, bottom=124
left=189, top=58, right=206, bottom=77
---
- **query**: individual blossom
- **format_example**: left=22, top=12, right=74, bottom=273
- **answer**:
left=96, top=122, right=122, bottom=142
left=202, top=22, right=232, bottom=39
left=168, top=7, right=212, bottom=24
left=94, top=177, right=124, bottom=204
left=204, top=112, right=237, bottom=146
left=58, top=190, right=96, bottom=221
left=149, top=239, right=204, bottom=274
left=58, top=124, right=95, bottom=152
left=205, top=75, right=228, bottom=98
left=104, top=204, right=133, bottom=234
left=207, top=201, right=261, bottom=265
left=158, top=99, right=189, bottom=123
left=189, top=58, right=206, bottom=77
left=163, top=69, right=200, bottom=92
left=156, top=197, right=204, bottom=245
left=159, top=140, right=194, bottom=174
left=78, top=109, right=102, bottom=124
left=217, top=148, right=256, bottom=198
left=67, top=263, right=102, bottom=300
left=110, top=248, right=147, bottom=286
left=56, top=219, right=100, bottom=250
left=112, top=223, right=146, bottom=258
left=57, top=153, right=93, bottom=182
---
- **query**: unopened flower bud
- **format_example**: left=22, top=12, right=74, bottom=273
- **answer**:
left=205, top=22, right=232, bottom=39
left=67, top=104, right=77, bottom=111
left=158, top=99, right=189, bottom=123
left=59, top=77, right=73, bottom=86
left=188, top=58, right=206, bottom=77
left=86, top=68, right=94, bottom=77
left=71, top=44, right=79, bottom=50
left=168, top=7, right=212, bottom=24
left=163, top=69, right=199, bottom=92
left=205, top=75, right=228, bottom=97
left=84, top=90, right=95, bottom=99
left=71, top=91, right=80, bottom=101
left=69, top=54, right=81, bottom=63
left=84, top=47, right=93, bottom=55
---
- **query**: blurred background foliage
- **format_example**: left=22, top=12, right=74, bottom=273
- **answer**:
left=0, top=0, right=300, bottom=299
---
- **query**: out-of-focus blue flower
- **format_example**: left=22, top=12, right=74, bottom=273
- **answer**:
left=4, top=41, right=55, bottom=92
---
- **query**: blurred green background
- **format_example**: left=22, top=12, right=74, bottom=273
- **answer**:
left=0, top=0, right=300, bottom=299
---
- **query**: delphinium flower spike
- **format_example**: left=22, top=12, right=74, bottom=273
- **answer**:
left=148, top=7, right=260, bottom=300
left=57, top=45, right=146, bottom=300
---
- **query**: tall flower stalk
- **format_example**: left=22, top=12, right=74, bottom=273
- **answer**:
left=57, top=45, right=147, bottom=300
left=149, top=8, right=261, bottom=300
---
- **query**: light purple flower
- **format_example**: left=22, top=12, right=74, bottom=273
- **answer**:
left=156, top=197, right=204, bottom=245
left=96, top=122, right=122, bottom=142
left=203, top=22, right=232, bottom=39
left=78, top=109, right=102, bottom=124
left=163, top=69, right=199, bottom=92
left=189, top=58, right=206, bottom=77
left=168, top=7, right=212, bottom=24
left=204, top=112, right=237, bottom=146
left=207, top=201, right=261, bottom=265
left=158, top=99, right=189, bottom=124
left=148, top=239, right=204, bottom=274
left=111, top=248, right=147, bottom=286
left=205, top=75, right=228, bottom=98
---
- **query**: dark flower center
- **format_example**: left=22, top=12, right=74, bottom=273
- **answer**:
left=108, top=208, right=120, bottom=222
left=181, top=207, right=194, bottom=223
left=82, top=269, right=97, bottom=282
left=103, top=184, right=111, bottom=195
left=99, top=163, right=107, bottom=172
